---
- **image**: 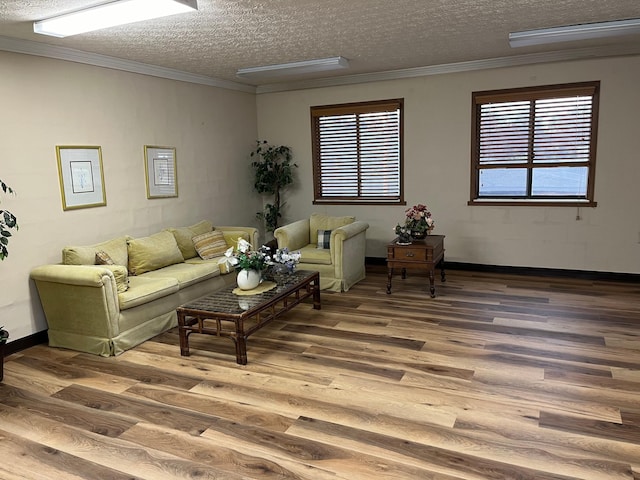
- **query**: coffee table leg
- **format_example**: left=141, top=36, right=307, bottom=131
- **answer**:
left=235, top=337, right=248, bottom=365
left=178, top=312, right=190, bottom=357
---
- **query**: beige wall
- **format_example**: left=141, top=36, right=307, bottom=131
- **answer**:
left=256, top=55, right=640, bottom=274
left=0, top=51, right=259, bottom=343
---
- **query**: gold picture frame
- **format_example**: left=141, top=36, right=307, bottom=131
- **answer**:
left=144, top=145, right=178, bottom=198
left=56, top=145, right=106, bottom=211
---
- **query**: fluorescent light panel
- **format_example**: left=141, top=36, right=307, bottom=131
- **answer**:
left=33, top=0, right=198, bottom=38
left=237, top=56, right=350, bottom=80
left=510, top=18, right=640, bottom=47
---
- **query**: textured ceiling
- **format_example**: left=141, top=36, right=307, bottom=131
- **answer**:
left=1, top=0, right=640, bottom=88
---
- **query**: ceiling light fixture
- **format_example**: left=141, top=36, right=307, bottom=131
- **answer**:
left=33, top=0, right=198, bottom=38
left=236, top=56, right=350, bottom=80
left=509, top=18, right=640, bottom=47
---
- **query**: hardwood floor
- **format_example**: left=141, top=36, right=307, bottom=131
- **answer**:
left=1, top=269, right=639, bottom=479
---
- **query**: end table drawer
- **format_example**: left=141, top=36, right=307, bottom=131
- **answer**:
left=389, top=246, right=429, bottom=261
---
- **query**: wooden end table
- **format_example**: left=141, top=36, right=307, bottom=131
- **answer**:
left=386, top=235, right=445, bottom=297
left=177, top=270, right=320, bottom=365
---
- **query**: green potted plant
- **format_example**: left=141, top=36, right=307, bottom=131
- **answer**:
left=250, top=140, right=297, bottom=234
left=0, top=178, right=18, bottom=261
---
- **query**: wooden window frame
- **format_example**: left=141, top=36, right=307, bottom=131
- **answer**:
left=469, top=81, right=600, bottom=207
left=311, top=98, right=404, bottom=205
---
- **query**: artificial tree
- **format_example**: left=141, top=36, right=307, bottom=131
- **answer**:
left=0, top=179, right=18, bottom=261
left=250, top=140, right=297, bottom=234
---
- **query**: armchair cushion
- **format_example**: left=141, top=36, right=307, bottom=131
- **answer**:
left=299, top=245, right=332, bottom=265
left=309, top=213, right=355, bottom=238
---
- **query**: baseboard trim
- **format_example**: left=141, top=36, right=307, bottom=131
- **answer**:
left=366, top=257, right=640, bottom=283
left=5, top=261, right=638, bottom=357
left=3, top=330, right=48, bottom=357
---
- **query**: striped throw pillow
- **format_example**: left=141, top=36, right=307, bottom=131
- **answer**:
left=193, top=230, right=228, bottom=260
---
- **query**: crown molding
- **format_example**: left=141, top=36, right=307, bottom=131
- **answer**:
left=0, top=35, right=256, bottom=94
left=2, top=35, right=639, bottom=95
left=255, top=43, right=640, bottom=94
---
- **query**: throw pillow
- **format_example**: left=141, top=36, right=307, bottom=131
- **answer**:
left=100, top=265, right=129, bottom=293
left=95, top=250, right=115, bottom=265
left=193, top=230, right=228, bottom=260
left=127, top=231, right=184, bottom=275
left=167, top=220, right=213, bottom=260
left=62, top=235, right=129, bottom=266
left=317, top=229, right=332, bottom=249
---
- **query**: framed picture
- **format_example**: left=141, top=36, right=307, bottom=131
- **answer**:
left=56, top=145, right=106, bottom=210
left=144, top=145, right=177, bottom=198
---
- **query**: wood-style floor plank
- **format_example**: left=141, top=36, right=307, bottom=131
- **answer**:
left=1, top=268, right=640, bottom=479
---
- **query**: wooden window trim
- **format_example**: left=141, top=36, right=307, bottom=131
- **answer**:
left=311, top=98, right=404, bottom=205
left=469, top=81, right=599, bottom=207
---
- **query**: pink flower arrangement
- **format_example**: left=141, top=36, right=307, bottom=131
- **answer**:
left=404, top=203, right=435, bottom=235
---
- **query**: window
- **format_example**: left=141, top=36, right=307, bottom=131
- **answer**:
left=311, top=98, right=403, bottom=204
left=470, top=82, right=599, bottom=206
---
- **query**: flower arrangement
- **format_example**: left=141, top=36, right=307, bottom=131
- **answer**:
left=222, top=239, right=270, bottom=271
left=269, top=247, right=302, bottom=273
left=221, top=239, right=301, bottom=273
left=394, top=203, right=435, bottom=242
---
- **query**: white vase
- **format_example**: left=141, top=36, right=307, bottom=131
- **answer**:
left=237, top=269, right=262, bottom=290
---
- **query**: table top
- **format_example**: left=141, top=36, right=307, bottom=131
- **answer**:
left=389, top=234, right=445, bottom=247
left=177, top=269, right=319, bottom=318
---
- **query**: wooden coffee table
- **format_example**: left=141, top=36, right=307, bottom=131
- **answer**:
left=176, top=270, right=320, bottom=364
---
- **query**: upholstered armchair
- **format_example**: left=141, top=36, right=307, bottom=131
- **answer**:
left=274, top=213, right=370, bottom=292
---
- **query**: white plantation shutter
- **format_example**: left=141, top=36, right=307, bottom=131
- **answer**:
left=311, top=99, right=403, bottom=204
left=471, top=82, right=599, bottom=205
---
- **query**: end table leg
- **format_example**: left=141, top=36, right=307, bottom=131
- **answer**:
left=387, top=267, right=393, bottom=294
left=440, top=258, right=446, bottom=282
left=313, top=276, right=321, bottom=310
left=429, top=269, right=436, bottom=298
left=178, top=312, right=190, bottom=357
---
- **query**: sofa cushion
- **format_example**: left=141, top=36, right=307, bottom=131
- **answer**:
left=309, top=214, right=354, bottom=239
left=299, top=244, right=332, bottom=265
left=63, top=236, right=129, bottom=266
left=167, top=220, right=213, bottom=260
left=193, top=230, right=228, bottom=260
left=141, top=262, right=219, bottom=289
left=100, top=265, right=129, bottom=293
left=127, top=231, right=184, bottom=276
left=118, top=276, right=179, bottom=310
left=221, top=230, right=251, bottom=249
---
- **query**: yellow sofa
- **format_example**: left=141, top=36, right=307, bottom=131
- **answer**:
left=30, top=221, right=258, bottom=356
left=274, top=213, right=369, bottom=292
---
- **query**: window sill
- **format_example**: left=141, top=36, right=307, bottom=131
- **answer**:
left=468, top=199, right=597, bottom=207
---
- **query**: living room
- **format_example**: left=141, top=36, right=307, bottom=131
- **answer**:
left=1, top=1, right=639, bottom=477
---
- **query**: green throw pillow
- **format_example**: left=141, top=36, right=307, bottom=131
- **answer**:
left=127, top=231, right=184, bottom=275
left=167, top=220, right=213, bottom=259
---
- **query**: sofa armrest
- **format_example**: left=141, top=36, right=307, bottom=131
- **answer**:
left=30, top=265, right=121, bottom=339
left=274, top=219, right=311, bottom=251
left=330, top=221, right=370, bottom=275
left=215, top=226, right=259, bottom=248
